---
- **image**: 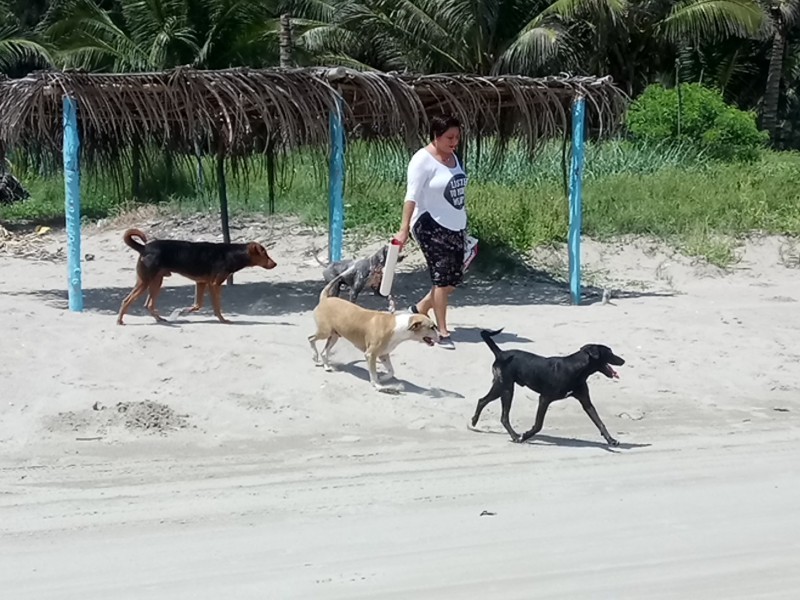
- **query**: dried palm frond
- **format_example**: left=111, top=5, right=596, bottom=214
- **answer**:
left=0, top=66, right=628, bottom=186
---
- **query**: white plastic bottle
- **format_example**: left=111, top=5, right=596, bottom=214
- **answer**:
left=379, top=238, right=402, bottom=298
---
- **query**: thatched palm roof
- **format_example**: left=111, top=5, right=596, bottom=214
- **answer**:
left=0, top=67, right=627, bottom=166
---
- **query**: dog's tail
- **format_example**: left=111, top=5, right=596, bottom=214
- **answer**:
left=480, top=328, right=505, bottom=360
left=319, top=268, right=354, bottom=303
left=311, top=245, right=329, bottom=267
left=123, top=228, right=147, bottom=253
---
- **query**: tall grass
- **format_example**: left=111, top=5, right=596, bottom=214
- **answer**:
left=2, top=139, right=800, bottom=266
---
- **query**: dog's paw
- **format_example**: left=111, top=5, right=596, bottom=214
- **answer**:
left=607, top=438, right=620, bottom=447
left=323, top=364, right=334, bottom=372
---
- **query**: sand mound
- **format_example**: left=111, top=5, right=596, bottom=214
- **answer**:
left=44, top=401, right=191, bottom=437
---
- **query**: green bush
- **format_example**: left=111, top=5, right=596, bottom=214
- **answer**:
left=702, top=108, right=767, bottom=162
left=626, top=83, right=768, bottom=162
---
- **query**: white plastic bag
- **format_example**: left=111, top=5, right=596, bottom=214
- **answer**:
left=463, top=234, right=479, bottom=271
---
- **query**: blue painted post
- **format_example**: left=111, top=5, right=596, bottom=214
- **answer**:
left=328, top=94, right=345, bottom=263
left=63, top=96, right=83, bottom=312
left=568, top=95, right=586, bottom=306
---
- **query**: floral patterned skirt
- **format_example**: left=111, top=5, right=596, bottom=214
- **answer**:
left=412, top=212, right=465, bottom=288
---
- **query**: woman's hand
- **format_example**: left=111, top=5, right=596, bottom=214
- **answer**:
left=396, top=200, right=415, bottom=247
left=394, top=227, right=410, bottom=247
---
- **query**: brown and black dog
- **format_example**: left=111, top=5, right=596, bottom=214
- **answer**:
left=117, top=228, right=277, bottom=325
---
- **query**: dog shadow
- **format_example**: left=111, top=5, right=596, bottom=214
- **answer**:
left=524, top=434, right=652, bottom=453
left=121, top=318, right=296, bottom=327
left=454, top=326, right=534, bottom=345
left=467, top=427, right=651, bottom=453
left=168, top=318, right=297, bottom=327
left=338, top=361, right=465, bottom=398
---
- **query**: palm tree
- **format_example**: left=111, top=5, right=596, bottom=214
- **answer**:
left=288, top=0, right=407, bottom=70
left=190, top=0, right=282, bottom=69
left=288, top=0, right=575, bottom=76
left=39, top=0, right=283, bottom=71
left=760, top=0, right=800, bottom=142
left=0, top=0, right=52, bottom=76
left=543, top=0, right=765, bottom=95
left=39, top=0, right=198, bottom=71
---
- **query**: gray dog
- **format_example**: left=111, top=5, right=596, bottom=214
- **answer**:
left=315, top=245, right=404, bottom=303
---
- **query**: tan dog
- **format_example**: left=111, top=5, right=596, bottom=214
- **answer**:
left=309, top=272, right=439, bottom=392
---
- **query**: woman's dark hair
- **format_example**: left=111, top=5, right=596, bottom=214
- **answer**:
left=429, top=114, right=461, bottom=141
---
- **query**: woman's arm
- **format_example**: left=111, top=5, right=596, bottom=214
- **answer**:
left=396, top=152, right=427, bottom=245
left=396, top=200, right=415, bottom=245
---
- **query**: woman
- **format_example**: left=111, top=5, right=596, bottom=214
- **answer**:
left=395, top=114, right=468, bottom=351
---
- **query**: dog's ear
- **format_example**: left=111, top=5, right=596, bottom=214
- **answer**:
left=582, top=345, right=601, bottom=361
left=368, top=270, right=382, bottom=288
left=248, top=243, right=268, bottom=257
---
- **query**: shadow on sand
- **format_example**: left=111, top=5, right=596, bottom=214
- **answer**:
left=9, top=256, right=674, bottom=320
left=333, top=360, right=465, bottom=399
left=467, top=427, right=652, bottom=453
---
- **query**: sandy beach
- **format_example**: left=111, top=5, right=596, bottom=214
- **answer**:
left=1, top=214, right=799, bottom=599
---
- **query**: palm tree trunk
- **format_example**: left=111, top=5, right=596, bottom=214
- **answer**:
left=194, top=137, right=204, bottom=192
left=280, top=14, right=293, bottom=68
left=131, top=138, right=141, bottom=199
left=762, top=7, right=786, bottom=145
left=274, top=14, right=291, bottom=219
left=164, top=148, right=174, bottom=196
left=216, top=148, right=233, bottom=285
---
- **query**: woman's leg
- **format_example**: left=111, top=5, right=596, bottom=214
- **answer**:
left=412, top=215, right=437, bottom=316
left=415, top=288, right=434, bottom=315
left=412, top=215, right=462, bottom=342
left=431, top=285, right=455, bottom=336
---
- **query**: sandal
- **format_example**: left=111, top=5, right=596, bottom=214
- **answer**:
left=437, top=335, right=455, bottom=350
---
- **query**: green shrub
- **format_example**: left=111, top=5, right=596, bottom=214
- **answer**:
left=702, top=108, right=767, bottom=162
left=626, top=83, right=768, bottom=162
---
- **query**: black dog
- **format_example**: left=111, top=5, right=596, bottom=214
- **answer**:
left=471, top=329, right=625, bottom=446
